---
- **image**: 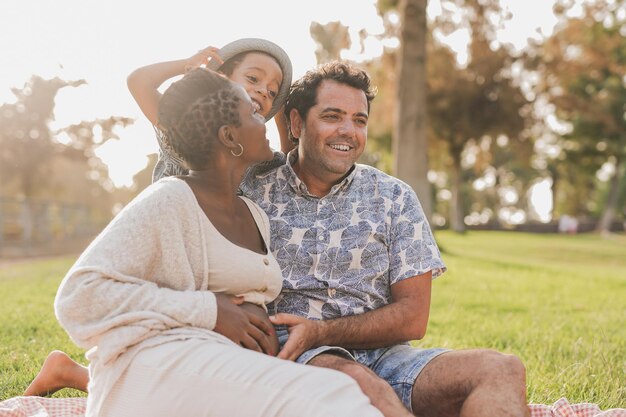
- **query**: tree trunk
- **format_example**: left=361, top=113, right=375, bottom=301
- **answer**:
left=450, top=149, right=466, bottom=233
left=596, top=159, right=624, bottom=234
left=548, top=165, right=559, bottom=220
left=394, top=0, right=432, bottom=221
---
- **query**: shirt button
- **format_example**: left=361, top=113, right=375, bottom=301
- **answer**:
left=263, top=258, right=270, bottom=265
left=318, top=235, right=324, bottom=241
left=320, top=200, right=326, bottom=205
left=328, top=288, right=337, bottom=297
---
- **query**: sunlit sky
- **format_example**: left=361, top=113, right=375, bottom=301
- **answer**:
left=1, top=0, right=559, bottom=189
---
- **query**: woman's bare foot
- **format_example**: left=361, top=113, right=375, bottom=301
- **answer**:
left=24, top=350, right=89, bottom=396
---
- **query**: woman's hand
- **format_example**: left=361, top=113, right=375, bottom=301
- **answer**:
left=184, top=46, right=223, bottom=73
left=213, top=294, right=278, bottom=356
left=240, top=302, right=279, bottom=356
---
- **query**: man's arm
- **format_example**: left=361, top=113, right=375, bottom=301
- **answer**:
left=270, top=271, right=432, bottom=361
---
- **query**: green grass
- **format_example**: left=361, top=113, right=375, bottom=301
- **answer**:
left=0, top=231, right=625, bottom=408
left=419, top=231, right=626, bottom=408
left=0, top=256, right=86, bottom=400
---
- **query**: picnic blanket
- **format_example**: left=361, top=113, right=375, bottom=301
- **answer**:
left=0, top=396, right=624, bottom=417
left=528, top=398, right=626, bottom=417
left=0, top=397, right=85, bottom=417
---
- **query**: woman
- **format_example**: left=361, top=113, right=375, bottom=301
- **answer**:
left=24, top=37, right=294, bottom=398
left=53, top=68, right=382, bottom=417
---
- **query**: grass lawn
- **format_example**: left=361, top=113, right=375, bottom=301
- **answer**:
left=423, top=231, right=626, bottom=409
left=0, top=231, right=625, bottom=408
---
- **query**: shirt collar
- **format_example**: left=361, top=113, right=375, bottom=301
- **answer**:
left=282, top=149, right=360, bottom=198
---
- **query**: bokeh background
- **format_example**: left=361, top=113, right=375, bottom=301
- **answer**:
left=1, top=0, right=625, bottom=257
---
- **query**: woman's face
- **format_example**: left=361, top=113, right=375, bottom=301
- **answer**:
left=228, top=52, right=283, bottom=120
left=232, top=86, right=274, bottom=162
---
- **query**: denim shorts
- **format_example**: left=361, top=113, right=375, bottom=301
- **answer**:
left=277, top=330, right=449, bottom=411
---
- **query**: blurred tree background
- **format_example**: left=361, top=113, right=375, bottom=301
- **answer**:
left=333, top=0, right=625, bottom=234
left=1, top=0, right=625, bottom=257
left=0, top=77, right=149, bottom=256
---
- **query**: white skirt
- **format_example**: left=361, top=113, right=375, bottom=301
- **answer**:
left=97, top=338, right=383, bottom=417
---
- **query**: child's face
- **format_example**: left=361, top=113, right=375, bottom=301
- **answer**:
left=228, top=52, right=283, bottom=120
left=232, top=85, right=274, bottom=163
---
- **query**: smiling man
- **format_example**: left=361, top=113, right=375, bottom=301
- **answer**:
left=239, top=61, right=529, bottom=417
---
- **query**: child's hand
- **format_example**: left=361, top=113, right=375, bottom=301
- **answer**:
left=184, top=46, right=224, bottom=73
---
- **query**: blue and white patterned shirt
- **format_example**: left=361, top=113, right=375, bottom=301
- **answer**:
left=240, top=151, right=446, bottom=320
left=152, top=127, right=188, bottom=182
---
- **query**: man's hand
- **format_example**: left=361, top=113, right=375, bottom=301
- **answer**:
left=213, top=294, right=277, bottom=355
left=270, top=313, right=324, bottom=361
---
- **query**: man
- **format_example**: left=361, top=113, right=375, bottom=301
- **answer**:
left=238, top=61, right=530, bottom=417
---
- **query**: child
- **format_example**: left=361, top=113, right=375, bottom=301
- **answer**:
left=126, top=38, right=293, bottom=180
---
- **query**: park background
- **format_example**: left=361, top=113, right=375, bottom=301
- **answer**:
left=0, top=0, right=624, bottom=409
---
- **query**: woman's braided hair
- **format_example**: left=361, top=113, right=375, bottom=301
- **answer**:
left=157, top=68, right=242, bottom=169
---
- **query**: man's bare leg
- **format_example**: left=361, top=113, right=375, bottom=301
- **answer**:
left=308, top=353, right=413, bottom=417
left=411, top=349, right=530, bottom=417
left=24, top=350, right=89, bottom=396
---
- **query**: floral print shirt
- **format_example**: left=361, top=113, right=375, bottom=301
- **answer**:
left=240, top=151, right=446, bottom=320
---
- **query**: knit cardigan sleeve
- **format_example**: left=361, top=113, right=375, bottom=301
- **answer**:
left=54, top=178, right=217, bottom=362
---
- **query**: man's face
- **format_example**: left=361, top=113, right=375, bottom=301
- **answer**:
left=294, top=80, right=368, bottom=183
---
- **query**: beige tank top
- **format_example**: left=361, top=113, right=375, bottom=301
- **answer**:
left=198, top=194, right=283, bottom=310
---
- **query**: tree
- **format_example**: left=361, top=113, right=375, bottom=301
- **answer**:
left=60, top=116, right=134, bottom=192
left=393, top=0, right=433, bottom=221
left=0, top=76, right=85, bottom=199
left=428, top=0, right=530, bottom=232
left=0, top=75, right=134, bottom=244
left=309, top=21, right=351, bottom=63
left=535, top=0, right=626, bottom=233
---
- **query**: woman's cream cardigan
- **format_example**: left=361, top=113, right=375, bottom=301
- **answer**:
left=54, top=177, right=280, bottom=413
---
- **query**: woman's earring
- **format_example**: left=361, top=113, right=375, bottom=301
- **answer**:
left=230, top=143, right=244, bottom=157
